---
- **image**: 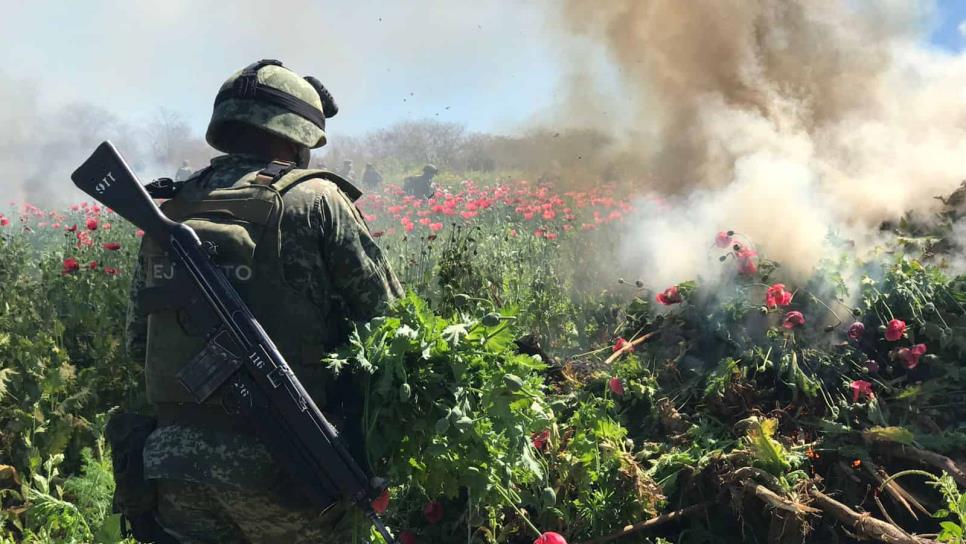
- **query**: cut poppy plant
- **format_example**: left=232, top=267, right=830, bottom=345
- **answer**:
left=849, top=380, right=874, bottom=402
left=847, top=322, right=865, bottom=340
left=783, top=311, right=805, bottom=329
left=656, top=285, right=682, bottom=305
left=765, top=284, right=793, bottom=308
left=608, top=377, right=625, bottom=396
left=422, top=501, right=444, bottom=525
left=612, top=337, right=633, bottom=353
left=897, top=343, right=927, bottom=369
left=532, top=429, right=550, bottom=450
left=885, top=319, right=906, bottom=341
left=736, top=247, right=758, bottom=276
left=371, top=488, right=389, bottom=514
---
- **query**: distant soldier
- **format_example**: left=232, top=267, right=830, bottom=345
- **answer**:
left=361, top=163, right=383, bottom=190
left=338, top=159, right=355, bottom=182
left=403, top=164, right=437, bottom=199
left=175, top=160, right=193, bottom=181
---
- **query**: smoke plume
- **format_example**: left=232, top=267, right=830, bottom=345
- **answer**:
left=554, top=0, right=966, bottom=285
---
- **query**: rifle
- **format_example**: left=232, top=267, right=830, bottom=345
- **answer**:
left=72, top=141, right=395, bottom=543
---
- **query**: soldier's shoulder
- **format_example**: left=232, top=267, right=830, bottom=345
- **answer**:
left=281, top=168, right=361, bottom=202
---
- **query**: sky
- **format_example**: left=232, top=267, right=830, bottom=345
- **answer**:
left=0, top=0, right=964, bottom=139
left=1, top=0, right=567, bottom=138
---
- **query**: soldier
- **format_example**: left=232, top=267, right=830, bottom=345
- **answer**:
left=402, top=164, right=437, bottom=199
left=338, top=159, right=355, bottom=182
left=360, top=162, right=383, bottom=190
left=175, top=160, right=193, bottom=182
left=125, top=59, right=403, bottom=543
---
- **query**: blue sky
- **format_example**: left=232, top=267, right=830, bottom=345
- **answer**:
left=930, top=0, right=966, bottom=50
left=1, top=0, right=964, bottom=139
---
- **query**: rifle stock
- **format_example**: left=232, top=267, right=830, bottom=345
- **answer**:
left=71, top=141, right=178, bottom=241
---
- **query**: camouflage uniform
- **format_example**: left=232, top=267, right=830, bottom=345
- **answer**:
left=361, top=163, right=383, bottom=189
left=402, top=164, right=437, bottom=199
left=125, top=60, right=402, bottom=544
left=338, top=161, right=356, bottom=183
left=175, top=161, right=193, bottom=182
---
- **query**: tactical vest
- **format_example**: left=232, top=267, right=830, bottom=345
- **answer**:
left=138, top=163, right=360, bottom=410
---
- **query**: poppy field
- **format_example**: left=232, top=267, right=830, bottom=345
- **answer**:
left=1, top=178, right=965, bottom=544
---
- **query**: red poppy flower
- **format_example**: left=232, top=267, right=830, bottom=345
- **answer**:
left=85, top=218, right=98, bottom=230
left=608, top=377, right=625, bottom=396
left=897, top=343, right=927, bottom=369
left=62, top=257, right=80, bottom=274
left=76, top=231, right=93, bottom=248
left=765, top=284, right=793, bottom=308
left=423, top=501, right=444, bottom=525
left=612, top=337, right=633, bottom=353
left=103, top=267, right=119, bottom=276
left=88, top=260, right=98, bottom=271
left=866, top=360, right=880, bottom=373
left=371, top=231, right=385, bottom=238
left=0, top=217, right=8, bottom=227
left=135, top=229, right=145, bottom=238
left=656, top=286, right=682, bottom=305
left=783, top=311, right=805, bottom=329
left=429, top=222, right=443, bottom=233
left=885, top=319, right=906, bottom=341
left=63, top=224, right=77, bottom=232
left=532, top=429, right=550, bottom=450
left=371, top=488, right=390, bottom=514
left=102, top=242, right=121, bottom=251
left=847, top=322, right=865, bottom=340
left=399, top=532, right=417, bottom=544
left=534, top=532, right=567, bottom=544
left=850, top=380, right=874, bottom=402
left=736, top=247, right=758, bottom=276
left=715, top=231, right=732, bottom=248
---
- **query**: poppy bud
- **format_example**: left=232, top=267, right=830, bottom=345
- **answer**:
left=761, top=275, right=770, bottom=282
left=923, top=302, right=935, bottom=313
left=727, top=230, right=734, bottom=236
left=719, top=256, right=727, bottom=262
left=617, top=277, right=625, bottom=284
left=635, top=280, right=644, bottom=288
left=824, top=325, right=835, bottom=333
left=733, top=244, right=742, bottom=251
left=852, top=308, right=862, bottom=317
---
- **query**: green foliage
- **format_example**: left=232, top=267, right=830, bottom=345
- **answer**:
left=3, top=197, right=966, bottom=543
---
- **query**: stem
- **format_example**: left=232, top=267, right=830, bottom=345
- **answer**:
left=876, top=469, right=939, bottom=495
left=492, top=480, right=542, bottom=538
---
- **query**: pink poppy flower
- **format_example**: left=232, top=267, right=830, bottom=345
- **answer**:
left=783, top=311, right=805, bottom=329
left=656, top=286, right=682, bottom=305
left=885, top=319, right=906, bottom=342
left=850, top=380, right=874, bottom=402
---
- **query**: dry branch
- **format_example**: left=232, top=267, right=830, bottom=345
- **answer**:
left=876, top=443, right=966, bottom=487
left=809, top=489, right=939, bottom=544
left=604, top=332, right=657, bottom=365
left=576, top=501, right=713, bottom=544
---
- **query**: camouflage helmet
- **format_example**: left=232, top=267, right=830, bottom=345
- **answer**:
left=423, top=164, right=438, bottom=175
left=206, top=59, right=338, bottom=153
